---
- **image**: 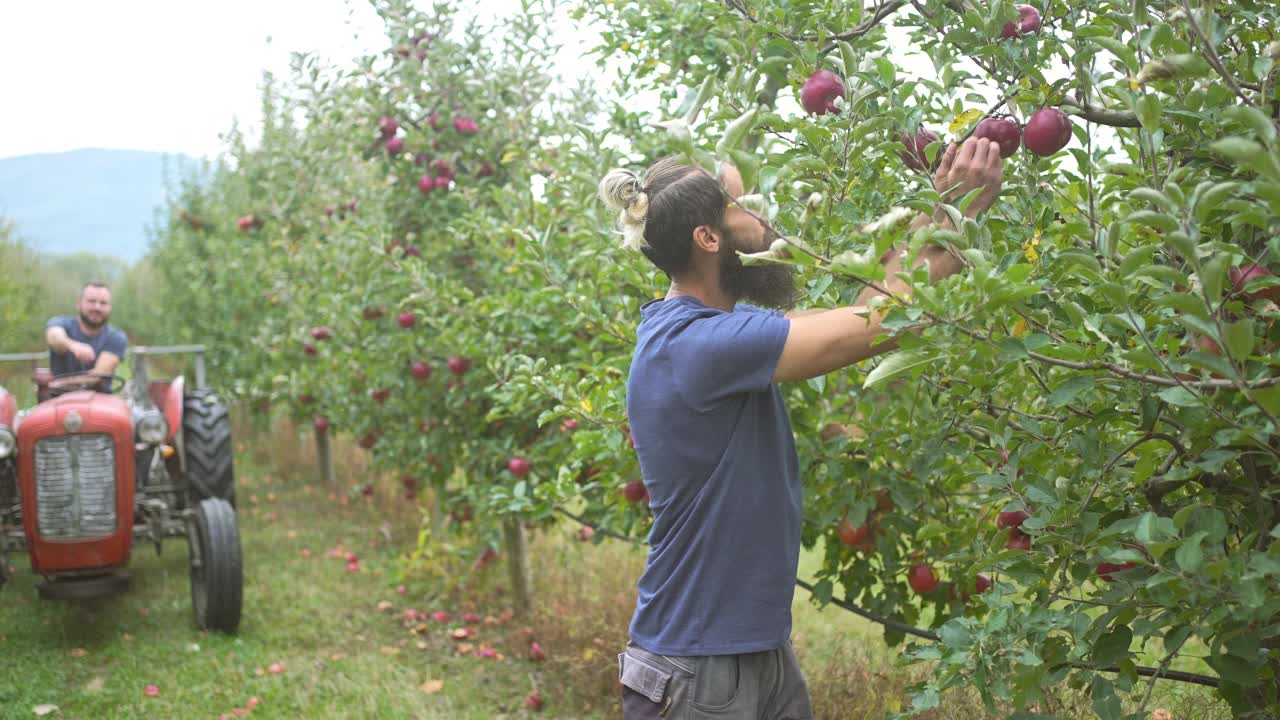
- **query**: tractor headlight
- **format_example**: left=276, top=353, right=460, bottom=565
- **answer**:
left=135, top=413, right=169, bottom=445
left=0, top=426, right=14, bottom=458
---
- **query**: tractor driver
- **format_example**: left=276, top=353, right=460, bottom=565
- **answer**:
left=45, top=281, right=128, bottom=393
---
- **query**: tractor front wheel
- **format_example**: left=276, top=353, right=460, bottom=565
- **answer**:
left=188, top=497, right=242, bottom=633
left=182, top=390, right=235, bottom=506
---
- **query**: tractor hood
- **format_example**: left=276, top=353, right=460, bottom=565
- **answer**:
left=18, top=391, right=132, bottom=442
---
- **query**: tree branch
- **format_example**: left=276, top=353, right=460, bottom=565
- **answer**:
left=1059, top=97, right=1142, bottom=128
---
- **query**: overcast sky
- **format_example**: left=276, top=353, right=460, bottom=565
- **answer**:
left=0, top=1, right=946, bottom=162
left=0, top=0, right=597, bottom=161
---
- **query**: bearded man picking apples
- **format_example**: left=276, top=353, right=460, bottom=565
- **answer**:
left=598, top=137, right=1003, bottom=719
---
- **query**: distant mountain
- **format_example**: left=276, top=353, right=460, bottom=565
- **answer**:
left=0, top=148, right=201, bottom=263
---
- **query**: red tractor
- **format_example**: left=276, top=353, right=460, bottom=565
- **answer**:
left=0, top=347, right=242, bottom=632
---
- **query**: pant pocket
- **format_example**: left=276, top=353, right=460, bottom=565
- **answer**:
left=688, top=654, right=742, bottom=714
left=620, top=651, right=676, bottom=707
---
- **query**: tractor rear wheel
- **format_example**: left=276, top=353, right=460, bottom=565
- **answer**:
left=188, top=497, right=242, bottom=633
left=182, top=390, right=235, bottom=506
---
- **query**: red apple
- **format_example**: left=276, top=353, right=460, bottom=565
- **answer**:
left=508, top=457, right=530, bottom=478
left=433, top=159, right=455, bottom=180
left=1230, top=264, right=1280, bottom=301
left=379, top=115, right=398, bottom=138
left=453, top=117, right=479, bottom=133
left=385, top=137, right=404, bottom=155
left=900, top=128, right=942, bottom=171
left=1006, top=527, right=1032, bottom=551
left=908, top=564, right=939, bottom=594
left=237, top=214, right=255, bottom=232
left=358, top=431, right=381, bottom=450
left=474, top=546, right=498, bottom=569
left=1196, top=335, right=1221, bottom=355
left=310, top=326, right=333, bottom=340
left=837, top=515, right=872, bottom=547
left=622, top=480, right=648, bottom=504
left=412, top=361, right=432, bottom=381
left=398, top=312, right=416, bottom=328
left=1000, top=5, right=1042, bottom=39
left=1023, top=108, right=1073, bottom=156
left=528, top=641, right=546, bottom=661
left=577, top=525, right=594, bottom=542
left=974, top=573, right=993, bottom=594
left=973, top=117, right=1021, bottom=158
left=431, top=611, right=449, bottom=623
left=346, top=561, right=359, bottom=573
left=875, top=489, right=895, bottom=512
left=404, top=245, right=421, bottom=258
left=1095, top=561, right=1138, bottom=582
left=561, top=418, right=578, bottom=432
left=428, top=112, right=441, bottom=130
left=417, top=174, right=436, bottom=194
left=478, top=162, right=496, bottom=177
left=362, top=305, right=385, bottom=320
left=996, top=509, right=1030, bottom=529
left=447, top=356, right=470, bottom=375
left=370, top=388, right=390, bottom=403
left=525, top=690, right=544, bottom=712
left=303, top=343, right=318, bottom=357
left=314, top=416, right=330, bottom=432
left=800, top=69, right=846, bottom=116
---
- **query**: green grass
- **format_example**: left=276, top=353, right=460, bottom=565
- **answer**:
left=0, top=457, right=558, bottom=720
left=0, top=432, right=1233, bottom=720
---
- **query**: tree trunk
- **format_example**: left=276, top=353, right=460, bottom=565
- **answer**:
left=315, top=427, right=335, bottom=487
left=503, top=517, right=533, bottom=618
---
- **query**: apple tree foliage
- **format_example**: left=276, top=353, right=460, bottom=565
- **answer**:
left=144, top=0, right=1280, bottom=716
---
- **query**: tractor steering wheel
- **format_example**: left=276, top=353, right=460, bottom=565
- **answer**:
left=46, top=372, right=126, bottom=398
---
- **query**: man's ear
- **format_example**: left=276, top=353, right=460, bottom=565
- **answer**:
left=691, top=224, right=721, bottom=254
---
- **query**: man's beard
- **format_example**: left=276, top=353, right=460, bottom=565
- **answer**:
left=79, top=310, right=107, bottom=330
left=719, top=228, right=798, bottom=309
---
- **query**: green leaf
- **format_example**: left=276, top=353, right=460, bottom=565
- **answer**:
left=864, top=349, right=937, bottom=389
left=1091, top=625, right=1133, bottom=667
left=1223, top=319, right=1255, bottom=360
left=873, top=56, right=896, bottom=85
left=1157, top=385, right=1199, bottom=407
left=1224, top=106, right=1277, bottom=145
left=1211, top=137, right=1266, bottom=164
left=680, top=75, right=716, bottom=125
left=1049, top=375, right=1095, bottom=407
left=1207, top=653, right=1261, bottom=687
left=1129, top=187, right=1175, bottom=212
left=1135, top=94, right=1163, bottom=132
left=1126, top=210, right=1179, bottom=233
left=1194, top=182, right=1240, bottom=222
left=715, top=106, right=761, bottom=158
left=1198, top=253, right=1230, bottom=305
left=1117, top=245, right=1159, bottom=277
left=1175, top=531, right=1207, bottom=573
left=1092, top=37, right=1138, bottom=71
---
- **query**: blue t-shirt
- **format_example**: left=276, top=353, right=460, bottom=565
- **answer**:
left=626, top=295, right=800, bottom=656
left=46, top=316, right=128, bottom=385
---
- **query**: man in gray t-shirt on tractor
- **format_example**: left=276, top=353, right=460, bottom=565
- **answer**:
left=598, top=137, right=1004, bottom=719
left=44, top=282, right=128, bottom=395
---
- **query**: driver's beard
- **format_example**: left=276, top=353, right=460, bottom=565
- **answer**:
left=719, top=230, right=798, bottom=309
left=79, top=310, right=107, bottom=330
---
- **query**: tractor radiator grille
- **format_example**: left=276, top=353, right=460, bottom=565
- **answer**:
left=35, top=434, right=117, bottom=538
